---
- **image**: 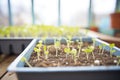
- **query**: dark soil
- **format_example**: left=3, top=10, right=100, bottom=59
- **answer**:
left=26, top=42, right=119, bottom=67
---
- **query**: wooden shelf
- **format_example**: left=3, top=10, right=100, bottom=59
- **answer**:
left=80, top=28, right=120, bottom=48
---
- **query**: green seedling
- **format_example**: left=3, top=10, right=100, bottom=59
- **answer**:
left=66, top=35, right=73, bottom=48
left=109, top=43, right=116, bottom=57
left=44, top=50, right=49, bottom=59
left=101, top=43, right=106, bottom=54
left=117, top=56, right=120, bottom=66
left=36, top=42, right=42, bottom=49
left=43, top=45, right=50, bottom=59
left=34, top=47, right=41, bottom=60
left=82, top=46, right=94, bottom=60
left=21, top=57, right=32, bottom=67
left=99, top=44, right=102, bottom=54
left=76, top=40, right=83, bottom=57
left=54, top=40, right=61, bottom=57
left=64, top=47, right=71, bottom=59
left=71, top=48, right=77, bottom=64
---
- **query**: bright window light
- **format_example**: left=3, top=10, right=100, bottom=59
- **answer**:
left=34, top=0, right=58, bottom=25
left=61, top=0, right=90, bottom=27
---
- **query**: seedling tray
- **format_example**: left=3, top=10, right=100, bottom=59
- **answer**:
left=0, top=38, right=32, bottom=54
left=8, top=37, right=120, bottom=80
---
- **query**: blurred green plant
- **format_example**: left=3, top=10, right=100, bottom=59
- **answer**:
left=0, top=25, right=81, bottom=38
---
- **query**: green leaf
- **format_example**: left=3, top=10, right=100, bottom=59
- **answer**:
left=55, top=41, right=60, bottom=48
left=67, top=35, right=72, bottom=40
left=64, top=48, right=71, bottom=53
left=71, top=48, right=77, bottom=56
left=99, top=45, right=102, bottom=49
left=44, top=45, right=47, bottom=51
left=111, top=50, right=116, bottom=53
left=45, top=51, right=49, bottom=55
left=102, top=43, right=106, bottom=47
left=109, top=43, right=115, bottom=48
left=21, top=57, right=26, bottom=62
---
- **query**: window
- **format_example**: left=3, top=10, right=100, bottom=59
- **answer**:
left=11, top=0, right=32, bottom=25
left=0, top=0, right=9, bottom=26
left=92, top=0, right=116, bottom=25
left=0, top=0, right=117, bottom=27
left=34, top=0, right=58, bottom=25
left=61, top=0, right=90, bottom=27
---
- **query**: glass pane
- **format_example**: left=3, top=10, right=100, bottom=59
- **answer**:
left=0, top=0, right=9, bottom=26
left=11, top=0, right=32, bottom=25
left=61, top=0, right=90, bottom=27
left=92, top=0, right=116, bottom=25
left=34, top=0, right=58, bottom=25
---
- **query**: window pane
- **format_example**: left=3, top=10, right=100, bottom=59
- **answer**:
left=61, top=0, right=90, bottom=27
left=93, top=0, right=116, bottom=25
left=34, top=0, right=58, bottom=25
left=0, top=0, right=9, bottom=26
left=11, top=0, right=32, bottom=25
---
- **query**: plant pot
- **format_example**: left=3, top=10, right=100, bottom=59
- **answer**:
left=8, top=37, right=120, bottom=80
left=110, top=13, right=120, bottom=29
left=89, top=26, right=99, bottom=32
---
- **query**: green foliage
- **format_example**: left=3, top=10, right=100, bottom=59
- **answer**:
left=71, top=48, right=77, bottom=64
left=55, top=41, right=60, bottom=48
left=101, top=43, right=106, bottom=54
left=109, top=43, right=115, bottom=48
left=64, top=48, right=71, bottom=54
left=44, top=50, right=49, bottom=59
left=109, top=43, right=116, bottom=57
left=44, top=45, right=50, bottom=59
left=71, top=48, right=77, bottom=58
left=99, top=45, right=102, bottom=50
left=34, top=47, right=41, bottom=60
left=76, top=40, right=83, bottom=57
left=43, top=45, right=47, bottom=52
left=82, top=46, right=94, bottom=60
left=54, top=38, right=61, bottom=57
left=0, top=25, right=81, bottom=37
left=117, top=56, right=120, bottom=65
left=67, top=35, right=72, bottom=40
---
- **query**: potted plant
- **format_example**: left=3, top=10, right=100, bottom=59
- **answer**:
left=8, top=37, right=120, bottom=80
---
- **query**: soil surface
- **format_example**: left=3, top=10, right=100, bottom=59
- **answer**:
left=26, top=42, right=119, bottom=67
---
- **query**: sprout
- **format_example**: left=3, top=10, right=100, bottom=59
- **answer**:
left=43, top=45, right=50, bottom=59
left=76, top=40, right=83, bottom=57
left=21, top=57, right=32, bottom=67
left=44, top=50, right=49, bottom=59
left=109, top=43, right=116, bottom=57
left=54, top=40, right=61, bottom=57
left=64, top=47, right=71, bottom=59
left=65, top=35, right=73, bottom=48
left=98, top=44, right=102, bottom=54
left=82, top=46, right=94, bottom=60
left=71, top=48, right=77, bottom=64
left=67, top=35, right=72, bottom=41
left=117, top=56, right=120, bottom=66
left=101, top=43, right=106, bottom=54
left=88, top=46, right=95, bottom=59
left=34, top=47, right=41, bottom=60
